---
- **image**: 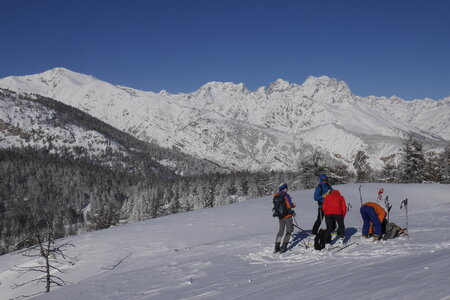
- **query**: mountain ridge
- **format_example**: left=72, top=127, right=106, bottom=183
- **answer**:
left=1, top=68, right=448, bottom=171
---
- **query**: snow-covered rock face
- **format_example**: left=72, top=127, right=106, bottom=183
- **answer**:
left=0, top=89, right=127, bottom=160
left=0, top=68, right=449, bottom=171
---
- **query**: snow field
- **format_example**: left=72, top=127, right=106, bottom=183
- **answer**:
left=0, top=183, right=449, bottom=300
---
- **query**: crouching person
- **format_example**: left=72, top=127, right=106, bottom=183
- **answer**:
left=273, top=183, right=296, bottom=253
left=360, top=202, right=386, bottom=241
left=322, top=190, right=347, bottom=246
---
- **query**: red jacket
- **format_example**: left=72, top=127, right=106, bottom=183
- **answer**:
left=322, top=190, right=347, bottom=217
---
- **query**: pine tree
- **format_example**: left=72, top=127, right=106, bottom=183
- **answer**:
left=439, top=145, right=450, bottom=183
left=353, top=150, right=372, bottom=182
left=379, top=154, right=398, bottom=182
left=399, top=137, right=426, bottom=183
left=423, top=151, right=442, bottom=182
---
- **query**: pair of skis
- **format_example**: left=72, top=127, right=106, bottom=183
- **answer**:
left=292, top=217, right=356, bottom=253
left=327, top=240, right=358, bottom=253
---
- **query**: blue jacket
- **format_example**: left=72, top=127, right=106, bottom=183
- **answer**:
left=314, top=175, right=333, bottom=208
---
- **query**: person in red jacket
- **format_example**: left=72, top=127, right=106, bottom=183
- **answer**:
left=322, top=190, right=347, bottom=245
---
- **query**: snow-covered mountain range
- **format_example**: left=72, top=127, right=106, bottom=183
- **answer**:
left=1, top=68, right=449, bottom=171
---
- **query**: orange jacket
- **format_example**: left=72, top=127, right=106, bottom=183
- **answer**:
left=322, top=190, right=347, bottom=217
left=363, top=202, right=386, bottom=222
left=363, top=202, right=386, bottom=234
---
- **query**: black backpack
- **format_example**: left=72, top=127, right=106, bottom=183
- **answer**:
left=272, top=194, right=288, bottom=219
left=314, top=229, right=331, bottom=250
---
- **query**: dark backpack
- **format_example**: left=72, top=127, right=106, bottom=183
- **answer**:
left=383, top=222, right=405, bottom=240
left=272, top=194, right=288, bottom=219
left=314, top=229, right=331, bottom=250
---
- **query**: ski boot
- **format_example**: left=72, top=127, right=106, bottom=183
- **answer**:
left=280, top=243, right=288, bottom=253
left=335, top=237, right=344, bottom=246
left=274, top=242, right=281, bottom=253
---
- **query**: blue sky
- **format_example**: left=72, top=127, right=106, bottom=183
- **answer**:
left=1, top=0, right=449, bottom=100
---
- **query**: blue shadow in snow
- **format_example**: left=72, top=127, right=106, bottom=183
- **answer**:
left=288, top=228, right=313, bottom=250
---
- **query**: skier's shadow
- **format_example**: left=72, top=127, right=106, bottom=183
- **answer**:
left=341, top=227, right=358, bottom=244
left=288, top=229, right=312, bottom=250
left=289, top=227, right=358, bottom=250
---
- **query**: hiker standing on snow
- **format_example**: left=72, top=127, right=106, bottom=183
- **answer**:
left=312, top=174, right=333, bottom=235
left=274, top=183, right=296, bottom=253
left=322, top=190, right=347, bottom=246
left=360, top=202, right=387, bottom=241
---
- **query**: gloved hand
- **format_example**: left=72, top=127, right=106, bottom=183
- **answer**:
left=289, top=210, right=296, bottom=216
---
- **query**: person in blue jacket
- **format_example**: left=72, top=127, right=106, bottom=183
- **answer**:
left=312, top=174, right=333, bottom=235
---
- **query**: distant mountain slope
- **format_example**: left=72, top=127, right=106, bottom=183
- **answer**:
left=1, top=68, right=448, bottom=171
left=0, top=88, right=224, bottom=175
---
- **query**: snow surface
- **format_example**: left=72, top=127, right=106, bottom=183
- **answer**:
left=1, top=183, right=449, bottom=300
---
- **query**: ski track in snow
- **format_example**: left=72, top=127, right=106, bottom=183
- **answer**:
left=0, top=183, right=450, bottom=300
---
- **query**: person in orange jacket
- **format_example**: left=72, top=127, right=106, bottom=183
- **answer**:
left=322, top=190, right=347, bottom=245
left=360, top=202, right=387, bottom=241
left=274, top=183, right=296, bottom=253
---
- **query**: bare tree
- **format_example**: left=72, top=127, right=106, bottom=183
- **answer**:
left=11, top=222, right=77, bottom=298
left=298, top=150, right=327, bottom=188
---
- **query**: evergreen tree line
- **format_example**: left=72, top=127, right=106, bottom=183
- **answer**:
left=0, top=147, right=301, bottom=254
left=379, top=138, right=450, bottom=184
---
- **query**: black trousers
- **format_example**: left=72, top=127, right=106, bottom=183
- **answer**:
left=325, top=214, right=345, bottom=243
left=312, top=207, right=324, bottom=235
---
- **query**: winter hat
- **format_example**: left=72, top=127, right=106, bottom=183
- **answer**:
left=278, top=183, right=288, bottom=191
left=319, top=174, right=328, bottom=181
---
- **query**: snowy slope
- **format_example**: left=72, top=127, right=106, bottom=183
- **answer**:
left=0, top=68, right=449, bottom=171
left=0, top=88, right=127, bottom=159
left=1, top=183, right=449, bottom=300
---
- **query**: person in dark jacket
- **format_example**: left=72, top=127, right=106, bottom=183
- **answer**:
left=322, top=190, right=347, bottom=245
left=312, top=174, right=333, bottom=235
left=360, top=202, right=387, bottom=241
left=274, top=183, right=296, bottom=253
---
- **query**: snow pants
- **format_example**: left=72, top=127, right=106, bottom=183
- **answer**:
left=360, top=205, right=382, bottom=236
left=325, top=214, right=345, bottom=242
left=312, top=207, right=324, bottom=235
left=276, top=217, right=293, bottom=245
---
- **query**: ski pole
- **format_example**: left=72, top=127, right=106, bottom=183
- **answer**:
left=400, top=198, right=409, bottom=238
left=384, top=196, right=392, bottom=223
left=292, top=216, right=313, bottom=249
left=359, top=185, right=363, bottom=206
left=292, top=216, right=312, bottom=237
